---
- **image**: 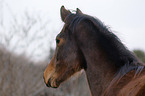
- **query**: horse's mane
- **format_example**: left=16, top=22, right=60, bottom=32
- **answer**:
left=65, top=12, right=144, bottom=82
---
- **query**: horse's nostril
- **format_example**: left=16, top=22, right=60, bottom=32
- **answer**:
left=46, top=81, right=51, bottom=87
left=46, top=78, right=52, bottom=87
left=43, top=75, right=51, bottom=87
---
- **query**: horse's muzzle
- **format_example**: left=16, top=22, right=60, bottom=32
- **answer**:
left=43, top=76, right=59, bottom=88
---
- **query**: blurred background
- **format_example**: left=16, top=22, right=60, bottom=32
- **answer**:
left=0, top=0, right=145, bottom=96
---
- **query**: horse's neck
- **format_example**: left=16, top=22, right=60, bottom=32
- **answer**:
left=81, top=46, right=116, bottom=96
left=75, top=24, right=145, bottom=95
left=75, top=29, right=117, bottom=95
left=85, top=65, right=114, bottom=96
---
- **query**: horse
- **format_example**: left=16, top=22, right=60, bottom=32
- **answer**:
left=43, top=6, right=145, bottom=96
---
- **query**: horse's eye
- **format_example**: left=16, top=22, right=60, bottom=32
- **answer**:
left=56, top=39, right=60, bottom=45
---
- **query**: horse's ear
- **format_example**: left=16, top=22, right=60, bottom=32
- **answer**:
left=76, top=8, right=82, bottom=14
left=60, top=6, right=71, bottom=22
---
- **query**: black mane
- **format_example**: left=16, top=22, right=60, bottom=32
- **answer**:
left=65, top=12, right=144, bottom=79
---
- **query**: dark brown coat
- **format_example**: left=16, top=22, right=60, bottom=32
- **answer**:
left=44, top=6, right=145, bottom=96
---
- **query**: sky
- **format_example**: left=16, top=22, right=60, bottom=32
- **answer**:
left=2, top=0, right=145, bottom=51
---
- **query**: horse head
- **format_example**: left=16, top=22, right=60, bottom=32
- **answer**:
left=43, top=6, right=85, bottom=88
